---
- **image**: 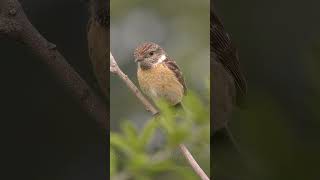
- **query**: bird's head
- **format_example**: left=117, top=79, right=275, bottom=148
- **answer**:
left=134, top=42, right=167, bottom=70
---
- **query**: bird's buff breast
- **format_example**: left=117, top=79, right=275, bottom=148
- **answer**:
left=137, top=63, right=184, bottom=105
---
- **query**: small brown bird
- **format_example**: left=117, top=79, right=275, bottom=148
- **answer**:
left=134, top=42, right=187, bottom=107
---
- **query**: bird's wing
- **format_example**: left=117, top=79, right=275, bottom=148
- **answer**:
left=164, top=58, right=187, bottom=95
left=211, top=10, right=247, bottom=100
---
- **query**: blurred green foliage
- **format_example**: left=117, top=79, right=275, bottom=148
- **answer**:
left=110, top=89, right=210, bottom=180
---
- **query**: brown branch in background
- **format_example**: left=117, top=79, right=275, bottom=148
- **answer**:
left=110, top=52, right=209, bottom=180
left=0, top=0, right=108, bottom=129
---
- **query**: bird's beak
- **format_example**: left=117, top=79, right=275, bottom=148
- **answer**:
left=135, top=58, right=143, bottom=63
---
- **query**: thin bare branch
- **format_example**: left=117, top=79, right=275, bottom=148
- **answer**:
left=110, top=52, right=209, bottom=180
left=179, top=144, right=210, bottom=180
left=110, top=53, right=158, bottom=115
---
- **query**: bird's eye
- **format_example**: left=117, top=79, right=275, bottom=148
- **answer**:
left=149, top=52, right=154, bottom=56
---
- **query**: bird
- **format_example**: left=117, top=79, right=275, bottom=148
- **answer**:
left=211, top=8, right=247, bottom=133
left=87, top=0, right=109, bottom=99
left=134, top=42, right=187, bottom=108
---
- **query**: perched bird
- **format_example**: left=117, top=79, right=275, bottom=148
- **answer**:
left=134, top=42, right=187, bottom=107
left=87, top=0, right=109, bottom=99
left=211, top=8, right=247, bottom=133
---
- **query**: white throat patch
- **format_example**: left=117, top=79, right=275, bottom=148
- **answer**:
left=155, top=54, right=166, bottom=65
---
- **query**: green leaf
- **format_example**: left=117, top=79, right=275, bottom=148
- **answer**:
left=120, top=120, right=140, bottom=151
left=168, top=126, right=189, bottom=147
left=158, top=115, right=174, bottom=134
left=155, top=100, right=175, bottom=120
left=128, top=152, right=149, bottom=170
left=120, top=120, right=137, bottom=138
left=138, top=119, right=158, bottom=149
left=175, top=166, right=199, bottom=180
left=183, top=90, right=209, bottom=124
left=110, top=132, right=134, bottom=156
left=145, top=160, right=177, bottom=173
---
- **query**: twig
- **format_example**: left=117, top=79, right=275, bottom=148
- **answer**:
left=110, top=53, right=158, bottom=115
left=0, top=0, right=108, bottom=129
left=110, top=52, right=209, bottom=180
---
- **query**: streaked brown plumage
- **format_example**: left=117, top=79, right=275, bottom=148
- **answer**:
left=211, top=8, right=247, bottom=132
left=134, top=42, right=186, bottom=106
left=212, top=10, right=247, bottom=100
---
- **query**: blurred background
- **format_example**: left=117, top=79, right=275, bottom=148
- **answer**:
left=0, top=0, right=106, bottom=179
left=110, top=0, right=209, bottom=129
left=214, top=0, right=320, bottom=179
left=110, top=0, right=210, bottom=179
left=2, top=0, right=318, bottom=179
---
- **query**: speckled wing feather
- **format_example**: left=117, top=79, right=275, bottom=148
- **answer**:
left=211, top=12, right=247, bottom=101
left=164, top=58, right=187, bottom=95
